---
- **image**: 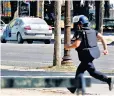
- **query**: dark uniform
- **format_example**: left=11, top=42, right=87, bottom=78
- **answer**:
left=68, top=15, right=112, bottom=93
left=74, top=27, right=109, bottom=83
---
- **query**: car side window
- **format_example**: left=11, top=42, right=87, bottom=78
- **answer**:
left=18, top=20, right=23, bottom=26
left=15, top=20, right=20, bottom=26
left=20, top=20, right=24, bottom=26
left=9, top=19, right=16, bottom=28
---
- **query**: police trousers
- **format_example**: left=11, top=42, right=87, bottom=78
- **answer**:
left=75, top=59, right=109, bottom=83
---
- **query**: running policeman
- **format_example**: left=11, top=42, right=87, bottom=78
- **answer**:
left=64, top=15, right=113, bottom=93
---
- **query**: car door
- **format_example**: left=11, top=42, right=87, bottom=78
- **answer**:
left=7, top=19, right=17, bottom=40
left=11, top=19, right=20, bottom=40
left=2, top=25, right=11, bottom=40
left=10, top=19, right=20, bottom=40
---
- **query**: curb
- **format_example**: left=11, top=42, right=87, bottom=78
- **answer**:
left=1, top=76, right=91, bottom=88
left=1, top=65, right=45, bottom=71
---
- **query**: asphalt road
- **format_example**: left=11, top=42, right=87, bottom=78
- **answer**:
left=1, top=42, right=114, bottom=69
left=1, top=32, right=114, bottom=77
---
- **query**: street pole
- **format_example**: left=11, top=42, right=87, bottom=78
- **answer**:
left=61, top=1, right=73, bottom=65
left=53, top=1, right=61, bottom=66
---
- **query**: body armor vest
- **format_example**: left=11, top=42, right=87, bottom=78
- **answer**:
left=83, top=29, right=100, bottom=59
left=83, top=29, right=97, bottom=48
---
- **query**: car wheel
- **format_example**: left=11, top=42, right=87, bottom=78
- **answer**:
left=17, top=33, right=23, bottom=44
left=1, top=36, right=6, bottom=43
left=44, top=40, right=51, bottom=44
left=27, top=40, right=33, bottom=44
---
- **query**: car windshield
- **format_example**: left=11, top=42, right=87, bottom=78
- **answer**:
left=22, top=18, right=47, bottom=24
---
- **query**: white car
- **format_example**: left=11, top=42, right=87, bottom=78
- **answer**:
left=1, top=17, right=53, bottom=44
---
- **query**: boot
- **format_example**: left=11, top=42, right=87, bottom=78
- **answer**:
left=107, top=78, right=113, bottom=91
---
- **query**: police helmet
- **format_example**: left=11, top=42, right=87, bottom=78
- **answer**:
left=73, top=15, right=89, bottom=25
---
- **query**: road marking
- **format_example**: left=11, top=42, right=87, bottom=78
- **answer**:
left=1, top=75, right=114, bottom=78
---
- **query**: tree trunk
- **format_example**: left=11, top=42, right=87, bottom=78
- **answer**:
left=73, top=1, right=81, bottom=16
left=104, top=0, right=110, bottom=18
left=53, top=1, right=61, bottom=66
left=73, top=1, right=89, bottom=30
left=83, top=1, right=89, bottom=18
left=73, top=1, right=89, bottom=18
left=95, top=0, right=104, bottom=34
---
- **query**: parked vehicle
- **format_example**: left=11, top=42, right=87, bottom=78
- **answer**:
left=1, top=17, right=53, bottom=44
left=103, top=18, right=114, bottom=29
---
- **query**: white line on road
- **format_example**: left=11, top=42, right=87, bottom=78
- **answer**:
left=1, top=76, right=114, bottom=78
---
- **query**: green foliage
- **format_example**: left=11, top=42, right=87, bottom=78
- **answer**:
left=90, top=24, right=96, bottom=29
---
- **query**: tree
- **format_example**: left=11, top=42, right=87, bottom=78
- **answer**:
left=73, top=1, right=89, bottom=18
left=95, top=0, right=104, bottom=34
left=83, top=1, right=89, bottom=18
left=73, top=1, right=81, bottom=16
left=73, top=1, right=89, bottom=31
left=53, top=1, right=61, bottom=66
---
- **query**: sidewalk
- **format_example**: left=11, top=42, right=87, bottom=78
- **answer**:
left=1, top=84, right=114, bottom=96
left=103, top=34, right=114, bottom=43
left=102, top=35, right=114, bottom=45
